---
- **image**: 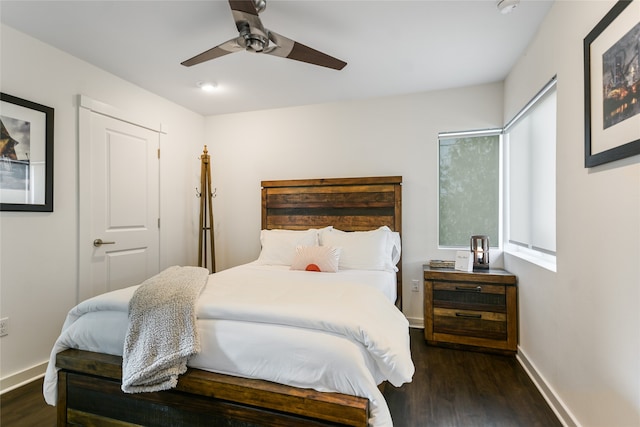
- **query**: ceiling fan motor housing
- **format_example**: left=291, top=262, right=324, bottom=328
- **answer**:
left=244, top=34, right=268, bottom=52
left=239, top=24, right=269, bottom=52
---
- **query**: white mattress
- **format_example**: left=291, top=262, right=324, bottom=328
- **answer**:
left=43, top=263, right=413, bottom=427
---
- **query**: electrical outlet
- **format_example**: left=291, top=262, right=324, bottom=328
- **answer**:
left=0, top=317, right=8, bottom=337
left=411, top=279, right=420, bottom=292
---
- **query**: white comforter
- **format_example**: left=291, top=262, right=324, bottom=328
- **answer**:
left=43, top=263, right=414, bottom=426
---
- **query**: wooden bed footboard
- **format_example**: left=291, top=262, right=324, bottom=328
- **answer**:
left=56, top=349, right=369, bottom=427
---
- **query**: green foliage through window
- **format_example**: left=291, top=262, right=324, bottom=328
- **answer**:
left=438, top=133, right=500, bottom=247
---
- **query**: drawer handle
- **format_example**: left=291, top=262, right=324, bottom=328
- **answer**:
left=455, top=285, right=482, bottom=292
left=455, top=312, right=482, bottom=319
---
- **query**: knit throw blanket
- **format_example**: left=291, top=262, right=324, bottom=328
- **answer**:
left=121, top=266, right=209, bottom=394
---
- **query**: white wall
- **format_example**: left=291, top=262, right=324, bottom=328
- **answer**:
left=205, top=82, right=505, bottom=325
left=504, top=2, right=640, bottom=426
left=0, top=25, right=204, bottom=388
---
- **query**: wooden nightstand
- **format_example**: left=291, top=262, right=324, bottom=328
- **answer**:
left=423, top=266, right=518, bottom=355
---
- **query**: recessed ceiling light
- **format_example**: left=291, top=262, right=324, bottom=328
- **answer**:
left=197, top=81, right=217, bottom=92
left=497, top=0, right=519, bottom=14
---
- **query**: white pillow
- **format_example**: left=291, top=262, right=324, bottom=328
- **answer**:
left=317, top=225, right=333, bottom=245
left=256, top=229, right=319, bottom=266
left=390, top=231, right=401, bottom=265
left=290, top=245, right=341, bottom=273
left=321, top=226, right=398, bottom=272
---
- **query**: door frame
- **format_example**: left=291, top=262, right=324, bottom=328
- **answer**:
left=77, top=95, right=166, bottom=302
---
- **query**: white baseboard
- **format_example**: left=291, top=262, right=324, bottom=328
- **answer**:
left=0, top=361, right=48, bottom=395
left=406, top=317, right=424, bottom=329
left=516, top=347, right=580, bottom=427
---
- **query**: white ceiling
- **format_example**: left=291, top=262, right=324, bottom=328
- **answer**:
left=0, top=0, right=553, bottom=116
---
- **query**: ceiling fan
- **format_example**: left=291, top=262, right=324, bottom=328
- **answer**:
left=181, top=0, right=347, bottom=70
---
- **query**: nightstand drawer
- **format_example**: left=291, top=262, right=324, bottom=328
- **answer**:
left=433, top=308, right=507, bottom=341
left=424, top=267, right=518, bottom=355
left=433, top=282, right=506, bottom=312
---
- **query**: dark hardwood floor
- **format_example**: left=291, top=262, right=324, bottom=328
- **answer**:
left=1, top=328, right=559, bottom=427
left=1, top=376, right=56, bottom=426
left=383, top=328, right=561, bottom=426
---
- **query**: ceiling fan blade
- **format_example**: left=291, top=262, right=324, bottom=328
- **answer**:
left=228, top=0, right=259, bottom=17
left=266, top=31, right=347, bottom=71
left=181, top=38, right=243, bottom=67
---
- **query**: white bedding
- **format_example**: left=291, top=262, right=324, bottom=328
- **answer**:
left=43, top=262, right=414, bottom=426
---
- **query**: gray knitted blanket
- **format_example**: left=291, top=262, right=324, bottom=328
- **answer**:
left=121, top=266, right=209, bottom=394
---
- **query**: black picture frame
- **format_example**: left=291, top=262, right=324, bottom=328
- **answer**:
left=0, top=93, right=54, bottom=211
left=584, top=0, right=640, bottom=168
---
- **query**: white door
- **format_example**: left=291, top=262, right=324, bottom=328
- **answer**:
left=78, top=98, right=160, bottom=299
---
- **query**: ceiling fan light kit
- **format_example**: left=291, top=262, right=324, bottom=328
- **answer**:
left=181, top=0, right=346, bottom=70
left=497, top=0, right=519, bottom=14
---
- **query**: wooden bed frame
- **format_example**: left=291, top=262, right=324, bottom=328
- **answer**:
left=56, top=176, right=402, bottom=427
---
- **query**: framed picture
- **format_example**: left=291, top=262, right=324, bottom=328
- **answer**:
left=584, top=0, right=640, bottom=168
left=0, top=93, right=54, bottom=211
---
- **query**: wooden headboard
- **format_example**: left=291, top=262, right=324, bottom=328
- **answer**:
left=261, top=176, right=403, bottom=309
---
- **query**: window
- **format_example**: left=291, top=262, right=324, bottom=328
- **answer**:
left=438, top=130, right=501, bottom=248
left=504, top=77, right=557, bottom=268
left=437, top=76, right=557, bottom=270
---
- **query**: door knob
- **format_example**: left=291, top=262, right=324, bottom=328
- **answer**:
left=93, top=238, right=116, bottom=247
